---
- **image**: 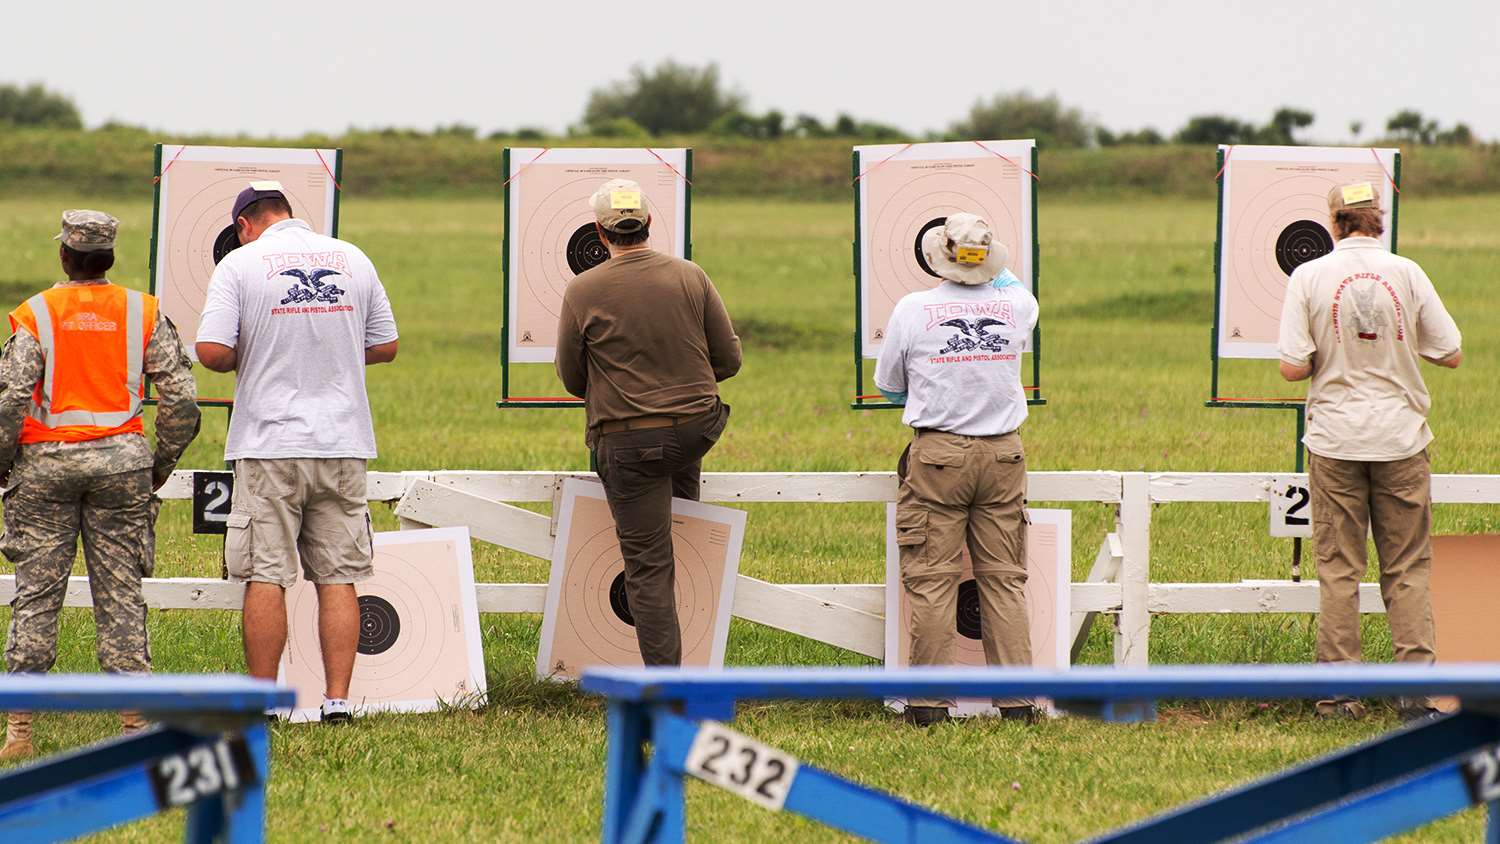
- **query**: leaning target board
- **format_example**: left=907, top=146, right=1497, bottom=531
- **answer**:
left=1214, top=145, right=1398, bottom=359
left=883, top=505, right=1069, bottom=717
left=276, top=527, right=485, bottom=722
left=854, top=140, right=1037, bottom=361
left=502, top=147, right=690, bottom=371
left=150, top=145, right=340, bottom=356
left=537, top=478, right=744, bottom=681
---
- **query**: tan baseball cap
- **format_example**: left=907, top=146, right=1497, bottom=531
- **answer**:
left=53, top=209, right=119, bottom=252
left=589, top=179, right=649, bottom=233
left=920, top=212, right=1010, bottom=286
left=1328, top=181, right=1383, bottom=213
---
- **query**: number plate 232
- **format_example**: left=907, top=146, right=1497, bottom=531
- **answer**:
left=1462, top=743, right=1500, bottom=805
left=683, top=722, right=799, bottom=812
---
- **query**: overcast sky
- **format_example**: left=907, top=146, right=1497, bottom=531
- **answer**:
left=8, top=0, right=1497, bottom=141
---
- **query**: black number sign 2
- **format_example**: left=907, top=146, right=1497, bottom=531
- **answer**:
left=1284, top=486, right=1310, bottom=526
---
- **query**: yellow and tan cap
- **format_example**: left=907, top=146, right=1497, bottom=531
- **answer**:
left=1328, top=181, right=1383, bottom=214
left=589, top=179, right=650, bottom=233
left=53, top=209, right=119, bottom=252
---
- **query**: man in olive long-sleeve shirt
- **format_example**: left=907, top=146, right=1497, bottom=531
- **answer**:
left=555, top=178, right=740, bottom=666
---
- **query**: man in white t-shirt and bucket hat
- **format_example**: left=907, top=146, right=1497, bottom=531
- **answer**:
left=1278, top=181, right=1461, bottom=721
left=874, top=212, right=1040, bottom=727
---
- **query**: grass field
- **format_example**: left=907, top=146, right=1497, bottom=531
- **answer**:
left=2, top=191, right=1498, bottom=841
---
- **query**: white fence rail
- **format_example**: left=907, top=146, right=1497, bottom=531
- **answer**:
left=6, top=469, right=1486, bottom=667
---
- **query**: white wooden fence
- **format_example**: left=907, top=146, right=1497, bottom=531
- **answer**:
left=6, top=470, right=1498, bottom=667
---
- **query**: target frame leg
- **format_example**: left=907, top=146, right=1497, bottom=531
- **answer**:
left=602, top=701, right=651, bottom=844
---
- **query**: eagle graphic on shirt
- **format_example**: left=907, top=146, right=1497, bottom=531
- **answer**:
left=1348, top=283, right=1387, bottom=341
left=279, top=269, right=347, bottom=305
left=938, top=318, right=1011, bottom=355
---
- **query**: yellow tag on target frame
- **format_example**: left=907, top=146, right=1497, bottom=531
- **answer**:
left=610, top=190, right=642, bottom=210
left=955, top=245, right=989, bottom=265
left=1340, top=182, right=1375, bottom=206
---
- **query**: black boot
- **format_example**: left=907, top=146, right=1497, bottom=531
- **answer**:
left=998, top=705, right=1039, bottom=724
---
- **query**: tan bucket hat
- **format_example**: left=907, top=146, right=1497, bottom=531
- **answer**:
left=589, top=178, right=650, bottom=233
left=920, top=212, right=1009, bottom=285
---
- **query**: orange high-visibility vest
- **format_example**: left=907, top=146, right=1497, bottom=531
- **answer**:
left=7, top=284, right=158, bottom=444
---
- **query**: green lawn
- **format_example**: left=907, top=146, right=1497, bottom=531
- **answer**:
left=2, top=192, right=1498, bottom=842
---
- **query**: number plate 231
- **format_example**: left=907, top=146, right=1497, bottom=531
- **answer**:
left=148, top=736, right=258, bottom=809
left=684, top=722, right=799, bottom=812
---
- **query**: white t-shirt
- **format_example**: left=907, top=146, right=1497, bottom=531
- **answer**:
left=198, top=219, right=398, bottom=460
left=874, top=280, right=1038, bottom=436
left=1278, top=236, right=1461, bottom=461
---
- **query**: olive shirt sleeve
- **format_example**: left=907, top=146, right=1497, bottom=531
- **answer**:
left=700, top=271, right=742, bottom=383
left=0, top=331, right=45, bottom=478
left=144, top=314, right=201, bottom=477
left=555, top=299, right=588, bottom=399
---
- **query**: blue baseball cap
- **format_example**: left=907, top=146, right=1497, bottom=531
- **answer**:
left=230, top=180, right=289, bottom=223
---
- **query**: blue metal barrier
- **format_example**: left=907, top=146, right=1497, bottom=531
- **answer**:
left=580, top=664, right=1500, bottom=843
left=0, top=674, right=293, bottom=843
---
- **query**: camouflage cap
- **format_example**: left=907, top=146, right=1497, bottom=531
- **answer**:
left=588, top=179, right=650, bottom=233
left=53, top=209, right=119, bottom=252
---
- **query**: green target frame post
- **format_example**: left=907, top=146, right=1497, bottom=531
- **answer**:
left=850, top=145, right=1045, bottom=412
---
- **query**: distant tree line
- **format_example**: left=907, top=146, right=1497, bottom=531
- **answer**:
left=2, top=71, right=1485, bottom=148
left=0, top=82, right=82, bottom=129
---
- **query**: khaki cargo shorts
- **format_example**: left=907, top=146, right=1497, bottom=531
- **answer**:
left=225, top=458, right=374, bottom=588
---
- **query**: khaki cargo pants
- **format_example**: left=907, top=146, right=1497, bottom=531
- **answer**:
left=1309, top=450, right=1436, bottom=669
left=896, top=430, right=1031, bottom=708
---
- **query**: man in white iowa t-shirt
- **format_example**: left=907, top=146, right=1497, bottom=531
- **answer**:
left=197, top=182, right=398, bottom=723
left=1278, top=181, right=1461, bottom=721
left=874, top=213, right=1039, bottom=726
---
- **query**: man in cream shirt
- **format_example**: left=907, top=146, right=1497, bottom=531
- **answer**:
left=1278, top=181, right=1461, bottom=720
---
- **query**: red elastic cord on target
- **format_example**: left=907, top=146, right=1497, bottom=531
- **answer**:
left=501, top=148, right=552, bottom=190
left=971, top=141, right=1040, bottom=181
left=852, top=143, right=915, bottom=184
left=1369, top=148, right=1400, bottom=194
left=1214, top=145, right=1234, bottom=182
left=151, top=145, right=188, bottom=185
left=646, top=148, right=692, bottom=185
left=314, top=149, right=342, bottom=191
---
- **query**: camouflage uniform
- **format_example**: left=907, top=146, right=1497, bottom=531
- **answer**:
left=0, top=291, right=200, bottom=675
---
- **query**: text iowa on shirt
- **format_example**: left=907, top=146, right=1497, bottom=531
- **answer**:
left=923, top=300, right=1014, bottom=331
left=259, top=251, right=351, bottom=279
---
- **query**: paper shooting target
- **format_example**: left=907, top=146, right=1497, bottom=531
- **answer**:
left=1216, top=145, right=1398, bottom=359
left=537, top=479, right=745, bottom=681
left=884, top=506, right=1069, bottom=717
left=150, top=145, right=339, bottom=357
left=504, top=148, right=690, bottom=364
left=856, top=140, right=1036, bottom=358
left=277, top=527, right=485, bottom=722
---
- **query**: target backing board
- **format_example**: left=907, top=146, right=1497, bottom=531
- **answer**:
left=150, top=145, right=340, bottom=356
left=537, top=478, right=744, bottom=681
left=883, top=506, right=1070, bottom=717
left=503, top=147, right=690, bottom=365
left=1215, top=145, right=1398, bottom=359
left=277, top=527, right=485, bottom=722
left=855, top=140, right=1036, bottom=360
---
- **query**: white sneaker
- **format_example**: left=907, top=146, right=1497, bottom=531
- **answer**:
left=320, top=698, right=353, bottom=724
